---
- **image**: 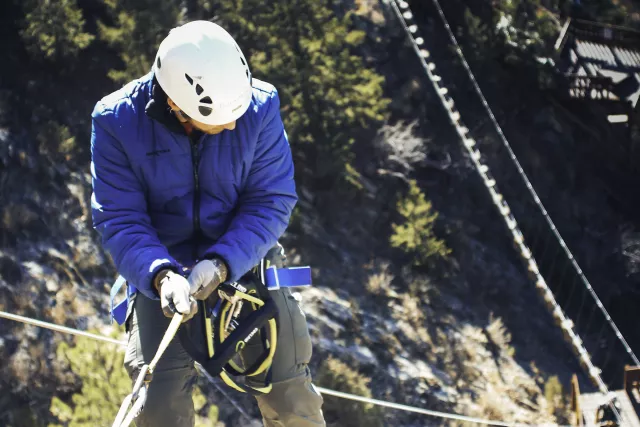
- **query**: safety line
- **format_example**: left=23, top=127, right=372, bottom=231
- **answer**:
left=388, top=0, right=616, bottom=402
left=0, top=310, right=555, bottom=427
left=428, top=0, right=640, bottom=368
left=0, top=310, right=125, bottom=346
left=314, top=387, right=532, bottom=426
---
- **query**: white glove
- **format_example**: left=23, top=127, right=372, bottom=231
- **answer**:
left=188, top=258, right=228, bottom=300
left=157, top=270, right=198, bottom=322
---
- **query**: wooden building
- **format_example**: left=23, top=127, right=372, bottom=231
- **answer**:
left=554, top=18, right=640, bottom=125
left=552, top=18, right=640, bottom=215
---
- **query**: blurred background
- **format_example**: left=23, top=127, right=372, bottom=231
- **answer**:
left=1, top=0, right=640, bottom=426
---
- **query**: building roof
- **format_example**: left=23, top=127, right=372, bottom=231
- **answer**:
left=556, top=19, right=640, bottom=109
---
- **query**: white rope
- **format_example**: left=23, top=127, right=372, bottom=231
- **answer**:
left=0, top=310, right=125, bottom=345
left=0, top=310, right=553, bottom=426
left=314, top=386, right=535, bottom=426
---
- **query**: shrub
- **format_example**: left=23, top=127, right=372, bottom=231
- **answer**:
left=485, top=314, right=515, bottom=358
left=48, top=334, right=129, bottom=426
left=194, top=385, right=219, bottom=427
left=544, top=375, right=569, bottom=423
left=390, top=180, right=450, bottom=267
left=315, top=357, right=383, bottom=427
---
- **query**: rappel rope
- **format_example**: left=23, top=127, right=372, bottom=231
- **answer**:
left=112, top=313, right=183, bottom=427
left=389, top=0, right=626, bottom=422
left=0, top=310, right=562, bottom=427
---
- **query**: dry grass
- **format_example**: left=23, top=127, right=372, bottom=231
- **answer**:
left=365, top=261, right=394, bottom=296
left=354, top=0, right=386, bottom=25
left=485, top=314, right=515, bottom=357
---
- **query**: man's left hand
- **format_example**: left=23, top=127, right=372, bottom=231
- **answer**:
left=188, top=258, right=229, bottom=300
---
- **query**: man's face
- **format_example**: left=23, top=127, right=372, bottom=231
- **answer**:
left=189, top=118, right=236, bottom=135
left=168, top=98, right=236, bottom=135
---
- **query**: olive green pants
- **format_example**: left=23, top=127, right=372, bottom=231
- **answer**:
left=124, top=288, right=325, bottom=427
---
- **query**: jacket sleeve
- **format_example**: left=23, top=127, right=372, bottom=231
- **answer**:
left=90, top=103, right=180, bottom=299
left=203, top=89, right=298, bottom=281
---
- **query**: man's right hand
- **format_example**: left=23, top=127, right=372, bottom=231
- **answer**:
left=155, top=270, right=198, bottom=322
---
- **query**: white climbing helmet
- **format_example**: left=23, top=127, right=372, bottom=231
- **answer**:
left=153, top=21, right=253, bottom=125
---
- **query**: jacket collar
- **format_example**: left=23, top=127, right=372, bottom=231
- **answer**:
left=145, top=74, right=203, bottom=139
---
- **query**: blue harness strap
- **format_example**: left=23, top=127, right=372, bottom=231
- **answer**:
left=109, top=266, right=312, bottom=325
left=264, top=266, right=312, bottom=290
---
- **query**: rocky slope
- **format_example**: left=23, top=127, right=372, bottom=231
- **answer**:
left=3, top=1, right=632, bottom=426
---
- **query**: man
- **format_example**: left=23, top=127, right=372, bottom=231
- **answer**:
left=90, top=20, right=325, bottom=426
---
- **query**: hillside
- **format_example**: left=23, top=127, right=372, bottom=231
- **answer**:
left=1, top=0, right=639, bottom=426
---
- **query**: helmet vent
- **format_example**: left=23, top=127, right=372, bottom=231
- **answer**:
left=185, top=74, right=194, bottom=85
left=199, top=106, right=212, bottom=116
left=156, top=57, right=162, bottom=69
left=200, top=96, right=212, bottom=104
left=240, top=57, right=246, bottom=66
left=195, top=84, right=204, bottom=95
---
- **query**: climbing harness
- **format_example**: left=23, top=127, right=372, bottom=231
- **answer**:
left=179, top=259, right=301, bottom=395
left=180, top=278, right=277, bottom=394
left=112, top=313, right=184, bottom=427
left=109, top=257, right=312, bottom=397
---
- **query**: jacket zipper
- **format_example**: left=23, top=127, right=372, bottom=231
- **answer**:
left=190, top=136, right=201, bottom=260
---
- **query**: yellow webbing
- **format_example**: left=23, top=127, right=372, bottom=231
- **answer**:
left=246, top=318, right=277, bottom=377
left=213, top=289, right=278, bottom=393
left=205, top=317, right=214, bottom=358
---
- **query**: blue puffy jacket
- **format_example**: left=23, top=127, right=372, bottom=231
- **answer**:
left=90, top=71, right=298, bottom=300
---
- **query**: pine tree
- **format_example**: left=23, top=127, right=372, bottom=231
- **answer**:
left=315, top=357, right=383, bottom=426
left=20, top=0, right=94, bottom=61
left=98, top=0, right=182, bottom=83
left=214, top=0, right=389, bottom=186
left=390, top=180, right=450, bottom=267
left=47, top=334, right=219, bottom=426
left=48, top=335, right=130, bottom=427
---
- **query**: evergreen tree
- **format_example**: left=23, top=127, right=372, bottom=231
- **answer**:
left=47, top=335, right=219, bottom=427
left=214, top=0, right=389, bottom=187
left=390, top=180, right=450, bottom=267
left=10, top=0, right=103, bottom=165
left=20, top=0, right=94, bottom=61
left=48, top=335, right=130, bottom=427
left=98, top=0, right=183, bottom=83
